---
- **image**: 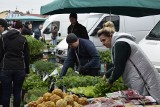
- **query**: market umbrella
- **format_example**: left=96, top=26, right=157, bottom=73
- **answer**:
left=5, top=16, right=46, bottom=21
left=40, top=0, right=160, bottom=17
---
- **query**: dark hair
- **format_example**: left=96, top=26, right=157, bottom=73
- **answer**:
left=66, top=33, right=78, bottom=43
left=0, top=18, right=8, bottom=29
left=69, top=13, right=77, bottom=19
left=14, top=21, right=23, bottom=29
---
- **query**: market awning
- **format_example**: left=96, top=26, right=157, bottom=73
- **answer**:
left=5, top=15, right=46, bottom=21
left=40, top=0, right=160, bottom=17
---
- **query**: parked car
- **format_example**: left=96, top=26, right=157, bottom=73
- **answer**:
left=139, top=20, right=160, bottom=72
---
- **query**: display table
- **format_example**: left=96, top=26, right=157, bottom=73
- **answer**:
left=85, top=89, right=159, bottom=107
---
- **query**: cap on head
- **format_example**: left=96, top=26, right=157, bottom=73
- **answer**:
left=0, top=18, right=8, bottom=29
left=66, top=33, right=78, bottom=43
left=69, top=13, right=77, bottom=19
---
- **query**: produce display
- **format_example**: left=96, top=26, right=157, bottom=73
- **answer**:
left=67, top=76, right=127, bottom=98
left=27, top=88, right=89, bottom=107
left=55, top=76, right=101, bottom=89
left=84, top=89, right=157, bottom=107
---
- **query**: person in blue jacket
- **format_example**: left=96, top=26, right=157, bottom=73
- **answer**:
left=60, top=33, right=100, bottom=77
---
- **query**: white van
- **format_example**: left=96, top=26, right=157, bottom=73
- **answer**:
left=41, top=14, right=89, bottom=40
left=139, top=17, right=160, bottom=72
left=55, top=13, right=160, bottom=63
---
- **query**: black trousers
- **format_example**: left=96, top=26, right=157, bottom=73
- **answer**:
left=0, top=83, right=2, bottom=105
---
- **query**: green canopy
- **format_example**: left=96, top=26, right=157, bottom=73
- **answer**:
left=41, top=0, right=160, bottom=17
left=6, top=16, right=46, bottom=21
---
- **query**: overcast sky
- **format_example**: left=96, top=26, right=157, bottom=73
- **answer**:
left=0, top=0, right=52, bottom=14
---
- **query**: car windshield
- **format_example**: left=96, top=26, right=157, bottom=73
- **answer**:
left=146, top=21, right=160, bottom=40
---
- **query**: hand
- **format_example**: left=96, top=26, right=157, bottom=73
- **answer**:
left=77, top=65, right=85, bottom=73
left=25, top=74, right=29, bottom=78
left=102, top=75, right=107, bottom=80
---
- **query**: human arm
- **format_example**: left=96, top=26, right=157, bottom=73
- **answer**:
left=0, top=37, right=4, bottom=62
left=59, top=49, right=75, bottom=77
left=34, top=29, right=39, bottom=38
left=83, top=40, right=100, bottom=68
left=24, top=40, right=30, bottom=74
left=108, top=41, right=131, bottom=84
left=67, top=25, right=71, bottom=34
left=81, top=26, right=89, bottom=39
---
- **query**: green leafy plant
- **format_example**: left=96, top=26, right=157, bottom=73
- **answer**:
left=55, top=76, right=101, bottom=89
left=27, top=87, right=48, bottom=103
left=34, top=60, right=57, bottom=76
left=22, top=71, right=49, bottom=91
left=99, top=50, right=112, bottom=64
left=93, top=77, right=128, bottom=97
left=25, top=36, right=46, bottom=62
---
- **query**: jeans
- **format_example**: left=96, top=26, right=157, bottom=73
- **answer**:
left=52, top=36, right=57, bottom=45
left=0, top=69, right=25, bottom=107
left=0, top=76, right=2, bottom=105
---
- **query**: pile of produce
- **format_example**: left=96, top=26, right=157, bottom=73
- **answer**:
left=27, top=88, right=89, bottom=107
left=68, top=77, right=128, bottom=98
left=55, top=76, right=101, bottom=89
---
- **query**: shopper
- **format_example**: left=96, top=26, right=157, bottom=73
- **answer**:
left=97, top=21, right=160, bottom=104
left=60, top=33, right=100, bottom=77
left=51, top=24, right=58, bottom=45
left=21, top=21, right=33, bottom=36
left=34, top=24, right=43, bottom=40
left=0, top=18, right=8, bottom=106
left=68, top=13, right=89, bottom=39
left=0, top=21, right=30, bottom=107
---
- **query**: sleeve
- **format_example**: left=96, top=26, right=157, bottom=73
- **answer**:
left=24, top=39, right=30, bottom=74
left=81, top=26, right=89, bottom=39
left=105, top=67, right=114, bottom=78
left=83, top=41, right=100, bottom=68
left=60, top=49, right=75, bottom=77
left=67, top=25, right=71, bottom=34
left=0, top=37, right=4, bottom=62
left=34, top=29, right=38, bottom=37
left=108, top=41, right=131, bottom=84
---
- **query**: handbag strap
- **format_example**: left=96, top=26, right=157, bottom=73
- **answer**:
left=129, top=59, right=151, bottom=95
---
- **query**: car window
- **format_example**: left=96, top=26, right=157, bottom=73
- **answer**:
left=146, top=21, right=160, bottom=40
left=90, top=15, right=120, bottom=36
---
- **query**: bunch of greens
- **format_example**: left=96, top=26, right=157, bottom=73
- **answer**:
left=99, top=50, right=112, bottom=64
left=68, top=86, right=95, bottom=97
left=25, top=36, right=45, bottom=57
left=93, top=77, right=128, bottom=97
left=34, top=60, right=57, bottom=76
left=26, top=87, right=48, bottom=103
left=22, top=71, right=49, bottom=91
left=55, top=76, right=101, bottom=89
left=67, top=77, right=128, bottom=97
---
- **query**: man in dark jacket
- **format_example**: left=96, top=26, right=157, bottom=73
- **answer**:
left=68, top=13, right=89, bottom=39
left=0, top=18, right=8, bottom=106
left=0, top=21, right=30, bottom=107
left=34, top=24, right=43, bottom=40
left=60, top=33, right=100, bottom=77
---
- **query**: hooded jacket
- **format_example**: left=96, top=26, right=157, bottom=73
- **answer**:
left=0, top=29, right=30, bottom=74
left=108, top=32, right=160, bottom=103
